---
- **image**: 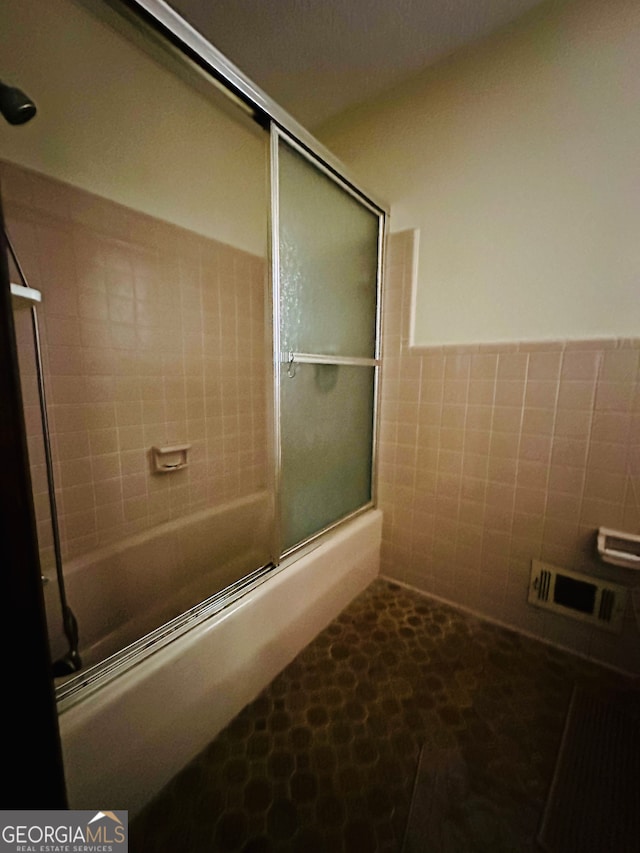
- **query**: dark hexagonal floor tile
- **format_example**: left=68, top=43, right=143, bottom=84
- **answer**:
left=130, top=578, right=638, bottom=852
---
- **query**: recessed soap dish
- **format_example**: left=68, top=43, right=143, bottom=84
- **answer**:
left=151, top=444, right=190, bottom=473
left=597, top=527, right=640, bottom=570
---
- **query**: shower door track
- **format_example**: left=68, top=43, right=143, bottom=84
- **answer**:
left=56, top=562, right=276, bottom=710
left=110, top=0, right=388, bottom=214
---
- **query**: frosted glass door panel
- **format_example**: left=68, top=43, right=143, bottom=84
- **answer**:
left=279, top=140, right=379, bottom=359
left=280, top=364, right=375, bottom=552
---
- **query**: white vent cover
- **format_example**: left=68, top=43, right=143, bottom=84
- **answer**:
left=528, top=560, right=628, bottom=634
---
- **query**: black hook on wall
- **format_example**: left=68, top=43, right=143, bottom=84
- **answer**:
left=0, top=79, right=37, bottom=125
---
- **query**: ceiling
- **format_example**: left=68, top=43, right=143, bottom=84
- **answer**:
left=166, top=0, right=546, bottom=129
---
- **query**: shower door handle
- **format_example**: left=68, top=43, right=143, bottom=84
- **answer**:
left=281, top=351, right=379, bottom=368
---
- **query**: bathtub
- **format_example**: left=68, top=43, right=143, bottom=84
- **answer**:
left=50, top=492, right=273, bottom=670
left=58, top=508, right=382, bottom=816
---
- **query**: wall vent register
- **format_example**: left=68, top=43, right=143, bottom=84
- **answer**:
left=528, top=560, right=628, bottom=633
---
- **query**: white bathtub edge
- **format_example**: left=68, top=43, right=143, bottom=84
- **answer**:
left=59, top=508, right=382, bottom=817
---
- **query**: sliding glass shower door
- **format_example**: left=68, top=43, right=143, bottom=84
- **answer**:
left=2, top=0, right=387, bottom=703
left=2, top=0, right=274, bottom=689
left=274, top=131, right=384, bottom=554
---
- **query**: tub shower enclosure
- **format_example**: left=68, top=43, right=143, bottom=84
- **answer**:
left=1, top=0, right=386, bottom=804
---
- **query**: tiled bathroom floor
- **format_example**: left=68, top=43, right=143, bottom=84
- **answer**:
left=130, top=578, right=638, bottom=852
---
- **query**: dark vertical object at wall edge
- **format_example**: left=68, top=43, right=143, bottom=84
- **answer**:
left=0, top=194, right=68, bottom=806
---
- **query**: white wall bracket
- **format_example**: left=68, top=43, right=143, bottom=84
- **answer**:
left=597, top=527, right=640, bottom=571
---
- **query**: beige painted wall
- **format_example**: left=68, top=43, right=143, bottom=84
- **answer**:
left=0, top=0, right=266, bottom=255
left=320, top=0, right=640, bottom=346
